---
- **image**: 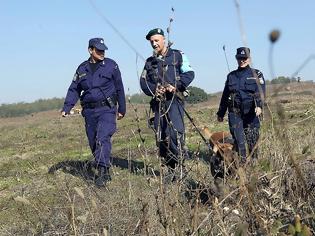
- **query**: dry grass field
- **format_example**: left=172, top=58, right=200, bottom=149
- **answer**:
left=0, top=82, right=314, bottom=235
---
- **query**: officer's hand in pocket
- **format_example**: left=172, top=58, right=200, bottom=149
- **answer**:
left=255, top=107, right=262, bottom=116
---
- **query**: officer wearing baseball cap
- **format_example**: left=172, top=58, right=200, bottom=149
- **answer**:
left=61, top=37, right=126, bottom=187
left=217, top=47, right=266, bottom=164
left=235, top=47, right=250, bottom=59
left=88, top=38, right=108, bottom=51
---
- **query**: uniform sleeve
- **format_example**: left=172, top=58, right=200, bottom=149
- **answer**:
left=255, top=70, right=266, bottom=108
left=113, top=64, right=126, bottom=115
left=217, top=78, right=230, bottom=118
left=62, top=72, right=81, bottom=113
left=176, top=51, right=195, bottom=92
left=140, top=61, right=156, bottom=96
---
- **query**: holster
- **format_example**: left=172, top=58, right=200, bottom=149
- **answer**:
left=81, top=94, right=117, bottom=109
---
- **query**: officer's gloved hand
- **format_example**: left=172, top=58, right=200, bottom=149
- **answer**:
left=255, top=107, right=262, bottom=117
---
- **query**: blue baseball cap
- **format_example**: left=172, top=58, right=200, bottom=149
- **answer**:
left=88, top=38, right=108, bottom=50
left=235, top=47, right=250, bottom=59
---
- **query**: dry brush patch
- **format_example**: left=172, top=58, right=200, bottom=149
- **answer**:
left=0, top=94, right=314, bottom=235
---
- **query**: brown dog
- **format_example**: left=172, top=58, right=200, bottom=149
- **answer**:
left=202, top=127, right=238, bottom=177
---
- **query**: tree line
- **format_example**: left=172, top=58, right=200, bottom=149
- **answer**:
left=0, top=98, right=64, bottom=118
left=266, top=76, right=301, bottom=84
left=2, top=78, right=308, bottom=118
left=0, top=87, right=210, bottom=118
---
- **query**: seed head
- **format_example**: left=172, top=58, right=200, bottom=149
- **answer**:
left=269, top=29, right=280, bottom=43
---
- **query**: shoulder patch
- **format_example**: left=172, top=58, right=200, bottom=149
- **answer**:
left=255, top=69, right=265, bottom=84
left=78, top=73, right=86, bottom=79
left=255, top=69, right=262, bottom=77
left=141, top=69, right=147, bottom=79
left=73, top=72, right=87, bottom=81
left=180, top=53, right=193, bottom=73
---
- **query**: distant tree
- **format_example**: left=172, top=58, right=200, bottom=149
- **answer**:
left=128, top=93, right=151, bottom=104
left=270, top=76, right=298, bottom=84
left=185, top=86, right=208, bottom=104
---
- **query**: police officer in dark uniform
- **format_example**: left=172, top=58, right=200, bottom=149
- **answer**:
left=217, top=47, right=265, bottom=163
left=61, top=38, right=126, bottom=187
left=140, top=28, right=194, bottom=179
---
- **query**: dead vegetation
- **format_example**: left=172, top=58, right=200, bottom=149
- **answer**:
left=0, top=82, right=314, bottom=235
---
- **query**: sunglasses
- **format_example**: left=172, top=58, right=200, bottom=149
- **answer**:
left=236, top=57, right=249, bottom=61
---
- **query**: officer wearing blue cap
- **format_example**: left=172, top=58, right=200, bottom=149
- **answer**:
left=217, top=47, right=266, bottom=163
left=61, top=37, right=126, bottom=187
left=140, top=28, right=195, bottom=181
left=88, top=38, right=108, bottom=51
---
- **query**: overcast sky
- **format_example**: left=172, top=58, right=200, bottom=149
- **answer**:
left=1, top=0, right=314, bottom=104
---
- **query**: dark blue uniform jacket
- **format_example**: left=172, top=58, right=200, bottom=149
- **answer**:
left=140, top=48, right=194, bottom=99
left=140, top=48, right=194, bottom=135
left=63, top=58, right=126, bottom=115
left=217, top=65, right=265, bottom=118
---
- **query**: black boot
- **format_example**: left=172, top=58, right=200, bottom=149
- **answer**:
left=95, top=167, right=111, bottom=187
left=240, top=156, right=247, bottom=165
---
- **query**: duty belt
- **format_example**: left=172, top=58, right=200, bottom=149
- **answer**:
left=228, top=103, right=242, bottom=115
left=230, top=107, right=241, bottom=115
left=81, top=97, right=116, bottom=109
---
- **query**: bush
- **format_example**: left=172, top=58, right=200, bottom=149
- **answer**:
left=185, top=86, right=208, bottom=104
left=269, top=76, right=298, bottom=84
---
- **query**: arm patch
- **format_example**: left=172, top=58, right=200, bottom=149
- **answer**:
left=255, top=70, right=265, bottom=84
left=73, top=72, right=78, bottom=81
left=141, top=69, right=147, bottom=79
left=180, top=52, right=193, bottom=73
